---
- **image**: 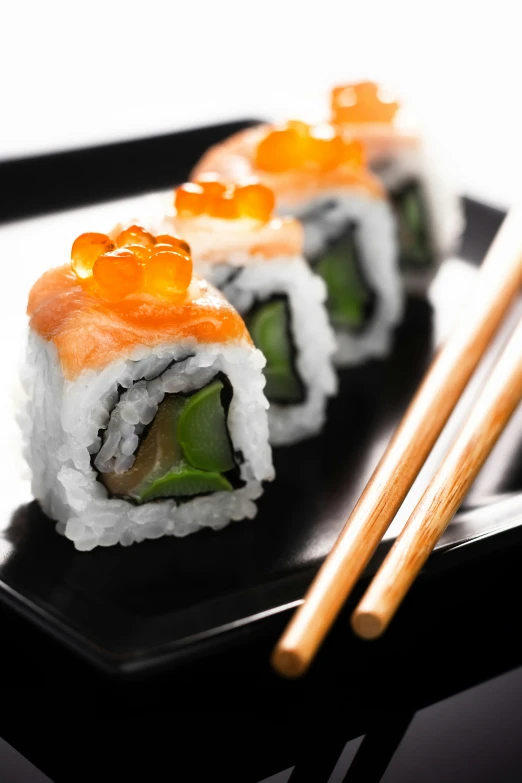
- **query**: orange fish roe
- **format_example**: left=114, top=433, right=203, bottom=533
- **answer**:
left=125, top=243, right=152, bottom=262
left=174, top=180, right=275, bottom=223
left=155, top=234, right=191, bottom=254
left=70, top=229, right=194, bottom=302
left=115, top=224, right=156, bottom=249
left=255, top=127, right=303, bottom=172
left=234, top=183, right=275, bottom=221
left=207, top=192, right=238, bottom=220
left=175, top=183, right=207, bottom=216
left=197, top=174, right=228, bottom=198
left=255, top=121, right=365, bottom=173
left=331, top=81, right=400, bottom=124
left=303, top=125, right=344, bottom=171
left=93, top=249, right=145, bottom=301
left=71, top=233, right=115, bottom=279
left=145, top=247, right=193, bottom=298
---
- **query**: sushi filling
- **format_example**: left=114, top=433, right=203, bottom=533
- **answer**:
left=101, top=377, right=241, bottom=503
left=312, top=222, right=376, bottom=332
left=245, top=296, right=305, bottom=405
left=391, top=180, right=433, bottom=269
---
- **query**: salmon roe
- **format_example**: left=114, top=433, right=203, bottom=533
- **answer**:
left=196, top=174, right=228, bottom=198
left=115, top=224, right=156, bottom=248
left=145, top=248, right=193, bottom=298
left=93, top=249, right=145, bottom=301
left=125, top=243, right=152, bottom=262
left=331, top=81, right=399, bottom=124
left=174, top=179, right=275, bottom=223
left=71, top=233, right=115, bottom=278
left=255, top=121, right=365, bottom=173
left=70, top=227, right=193, bottom=301
left=175, top=183, right=207, bottom=216
left=208, top=193, right=238, bottom=220
left=155, top=234, right=191, bottom=254
left=255, top=127, right=303, bottom=172
left=234, top=183, right=275, bottom=221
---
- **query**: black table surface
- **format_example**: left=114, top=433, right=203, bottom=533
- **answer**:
left=1, top=528, right=522, bottom=783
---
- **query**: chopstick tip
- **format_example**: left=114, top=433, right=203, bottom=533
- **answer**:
left=351, top=610, right=386, bottom=640
left=270, top=646, right=308, bottom=679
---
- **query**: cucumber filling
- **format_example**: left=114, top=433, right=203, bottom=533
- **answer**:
left=391, top=180, right=433, bottom=269
left=245, top=297, right=305, bottom=405
left=313, top=224, right=375, bottom=332
left=101, top=379, right=238, bottom=503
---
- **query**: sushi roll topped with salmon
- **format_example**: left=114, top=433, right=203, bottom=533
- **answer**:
left=23, top=226, right=274, bottom=550
left=159, top=179, right=337, bottom=446
left=192, top=120, right=384, bottom=206
left=192, top=123, right=403, bottom=368
left=330, top=81, right=464, bottom=287
left=168, top=177, right=304, bottom=260
left=330, top=81, right=418, bottom=164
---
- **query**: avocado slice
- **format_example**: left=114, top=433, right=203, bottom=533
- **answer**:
left=315, top=232, right=373, bottom=330
left=138, top=467, right=232, bottom=502
left=177, top=380, right=235, bottom=473
left=392, top=182, right=433, bottom=269
left=101, top=380, right=236, bottom=502
left=263, top=366, right=303, bottom=402
left=246, top=299, right=303, bottom=403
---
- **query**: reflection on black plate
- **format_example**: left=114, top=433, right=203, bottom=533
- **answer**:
left=0, top=122, right=517, bottom=675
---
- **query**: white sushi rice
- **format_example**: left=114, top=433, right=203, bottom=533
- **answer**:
left=373, top=147, right=464, bottom=294
left=277, top=190, right=403, bottom=367
left=21, top=332, right=274, bottom=551
left=196, top=254, right=338, bottom=446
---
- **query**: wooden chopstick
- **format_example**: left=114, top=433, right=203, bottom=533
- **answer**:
left=272, top=205, right=522, bottom=678
left=352, top=310, right=522, bottom=638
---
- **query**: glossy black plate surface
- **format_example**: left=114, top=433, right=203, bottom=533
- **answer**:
left=1, top=121, right=519, bottom=676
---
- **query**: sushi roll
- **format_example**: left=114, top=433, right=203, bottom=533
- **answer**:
left=330, top=81, right=464, bottom=293
left=22, top=226, right=274, bottom=551
left=159, top=179, right=337, bottom=446
left=192, top=121, right=403, bottom=367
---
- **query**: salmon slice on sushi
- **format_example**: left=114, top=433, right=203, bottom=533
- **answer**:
left=192, top=121, right=403, bottom=367
left=22, top=226, right=274, bottom=550
left=330, top=81, right=464, bottom=292
left=158, top=179, right=337, bottom=446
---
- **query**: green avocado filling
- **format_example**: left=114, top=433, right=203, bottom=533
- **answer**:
left=314, top=226, right=375, bottom=331
left=245, top=299, right=304, bottom=404
left=391, top=180, right=433, bottom=270
left=102, top=380, right=236, bottom=503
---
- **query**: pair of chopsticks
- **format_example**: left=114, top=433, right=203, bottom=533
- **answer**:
left=272, top=204, right=522, bottom=677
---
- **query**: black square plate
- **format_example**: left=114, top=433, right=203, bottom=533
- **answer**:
left=1, top=121, right=520, bottom=676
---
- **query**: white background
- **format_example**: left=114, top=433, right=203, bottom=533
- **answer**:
left=2, top=0, right=522, bottom=208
